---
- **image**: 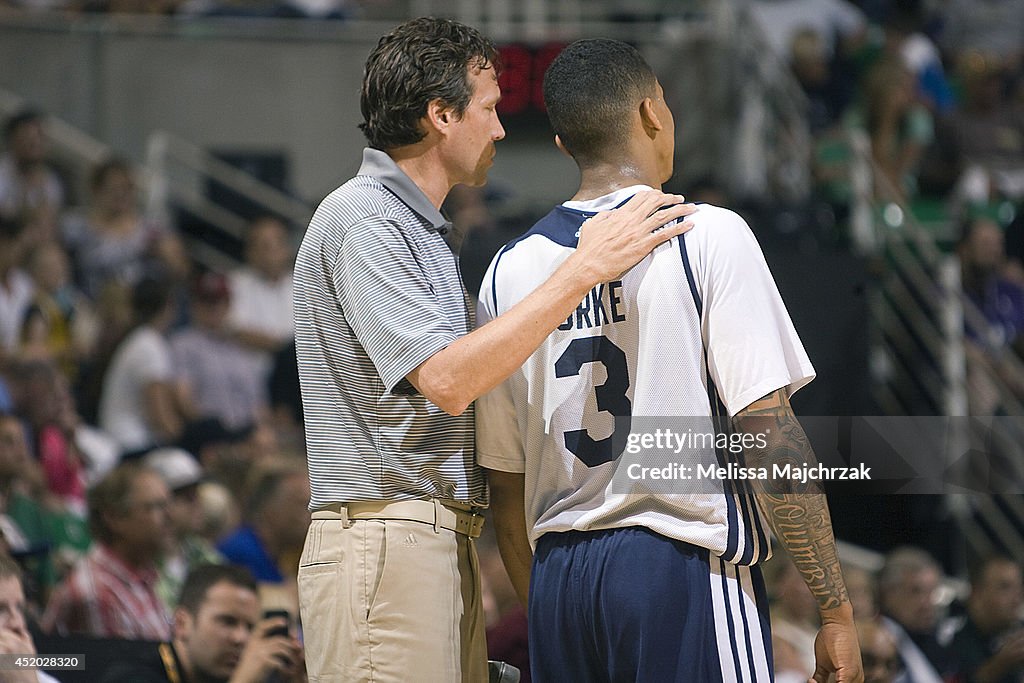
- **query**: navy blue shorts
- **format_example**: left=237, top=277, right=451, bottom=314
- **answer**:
left=529, top=527, right=774, bottom=682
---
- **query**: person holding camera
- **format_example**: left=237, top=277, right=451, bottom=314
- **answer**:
left=99, top=564, right=303, bottom=683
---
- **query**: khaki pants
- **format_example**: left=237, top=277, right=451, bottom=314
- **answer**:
left=298, top=504, right=487, bottom=683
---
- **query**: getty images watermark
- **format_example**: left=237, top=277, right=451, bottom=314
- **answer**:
left=603, top=416, right=1024, bottom=494
left=623, top=428, right=871, bottom=485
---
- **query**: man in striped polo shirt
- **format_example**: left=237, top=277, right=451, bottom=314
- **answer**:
left=293, top=17, right=696, bottom=683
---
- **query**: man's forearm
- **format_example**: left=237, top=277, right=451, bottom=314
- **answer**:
left=735, top=389, right=851, bottom=616
left=410, top=255, right=596, bottom=415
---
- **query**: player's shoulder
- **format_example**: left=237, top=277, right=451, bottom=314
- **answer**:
left=490, top=206, right=580, bottom=269
left=680, top=202, right=758, bottom=252
left=507, top=206, right=583, bottom=252
left=686, top=202, right=750, bottom=235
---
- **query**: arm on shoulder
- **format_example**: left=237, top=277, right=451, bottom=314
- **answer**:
left=407, top=192, right=696, bottom=415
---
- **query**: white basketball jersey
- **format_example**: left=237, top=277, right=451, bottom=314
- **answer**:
left=476, top=186, right=815, bottom=565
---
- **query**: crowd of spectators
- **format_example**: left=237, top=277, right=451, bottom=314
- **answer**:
left=0, top=105, right=310, bottom=680
left=765, top=545, right=1024, bottom=683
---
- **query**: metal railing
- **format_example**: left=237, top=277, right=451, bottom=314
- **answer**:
left=143, top=130, right=314, bottom=256
left=0, top=85, right=313, bottom=271
left=857, top=134, right=1024, bottom=562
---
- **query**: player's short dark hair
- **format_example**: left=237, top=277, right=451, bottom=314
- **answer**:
left=177, top=564, right=257, bottom=614
left=359, top=17, right=500, bottom=151
left=543, top=39, right=657, bottom=165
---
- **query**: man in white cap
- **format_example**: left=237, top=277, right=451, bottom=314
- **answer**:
left=144, top=448, right=224, bottom=612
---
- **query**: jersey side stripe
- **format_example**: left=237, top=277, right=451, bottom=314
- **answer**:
left=679, top=232, right=771, bottom=566
left=679, top=234, right=742, bottom=561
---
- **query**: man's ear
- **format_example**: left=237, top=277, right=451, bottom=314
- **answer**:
left=173, top=607, right=193, bottom=641
left=554, top=135, right=573, bottom=160
left=425, top=99, right=455, bottom=135
left=639, top=98, right=664, bottom=137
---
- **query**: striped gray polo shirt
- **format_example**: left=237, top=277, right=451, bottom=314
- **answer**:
left=294, top=148, right=486, bottom=508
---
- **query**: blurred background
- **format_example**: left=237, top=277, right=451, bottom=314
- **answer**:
left=0, top=1, right=1023, bottom=680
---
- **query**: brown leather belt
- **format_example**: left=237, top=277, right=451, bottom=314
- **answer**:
left=313, top=499, right=485, bottom=538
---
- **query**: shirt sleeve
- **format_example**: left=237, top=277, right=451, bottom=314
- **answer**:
left=335, top=217, right=459, bottom=394
left=474, top=255, right=526, bottom=473
left=699, top=209, right=815, bottom=416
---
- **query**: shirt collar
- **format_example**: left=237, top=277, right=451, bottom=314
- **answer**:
left=358, top=148, right=451, bottom=233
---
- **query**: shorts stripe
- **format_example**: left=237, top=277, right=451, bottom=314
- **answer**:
left=711, top=558, right=775, bottom=682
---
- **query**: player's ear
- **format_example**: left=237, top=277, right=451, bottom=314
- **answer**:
left=640, top=98, right=663, bottom=136
left=553, top=135, right=573, bottom=160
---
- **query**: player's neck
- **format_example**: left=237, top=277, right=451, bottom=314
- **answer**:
left=572, top=159, right=662, bottom=202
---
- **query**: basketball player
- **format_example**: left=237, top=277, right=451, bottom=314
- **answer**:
left=477, top=39, right=863, bottom=682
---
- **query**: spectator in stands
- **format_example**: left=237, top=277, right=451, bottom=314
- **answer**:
left=10, top=362, right=82, bottom=501
left=266, top=341, right=302, bottom=447
left=98, top=564, right=302, bottom=683
left=96, top=275, right=189, bottom=454
left=0, top=110, right=63, bottom=236
left=845, top=564, right=880, bottom=620
left=939, top=0, right=1024, bottom=75
left=0, top=554, right=61, bottom=683
left=765, top=552, right=820, bottom=681
left=7, top=358, right=119, bottom=496
left=950, top=555, right=1024, bottom=683
left=143, top=446, right=223, bottom=613
left=227, top=215, right=294, bottom=379
left=176, top=418, right=271, bottom=504
left=858, top=618, right=903, bottom=683
left=43, top=463, right=172, bottom=639
left=789, top=27, right=846, bottom=135
left=195, top=480, right=238, bottom=547
left=171, top=272, right=266, bottom=431
left=19, top=241, right=98, bottom=380
left=748, top=0, right=867, bottom=63
left=878, top=546, right=955, bottom=682
left=216, top=458, right=308, bottom=587
left=4, top=361, right=91, bottom=580
left=943, top=53, right=1024, bottom=204
left=958, top=215, right=1024, bottom=417
left=0, top=215, right=34, bottom=360
left=858, top=57, right=934, bottom=202
left=61, top=157, right=186, bottom=301
left=0, top=411, right=64, bottom=592
left=880, top=1, right=955, bottom=115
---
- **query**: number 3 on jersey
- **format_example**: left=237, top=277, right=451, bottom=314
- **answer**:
left=554, top=335, right=633, bottom=467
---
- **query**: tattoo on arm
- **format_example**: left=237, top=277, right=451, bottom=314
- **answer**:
left=735, top=389, right=849, bottom=612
